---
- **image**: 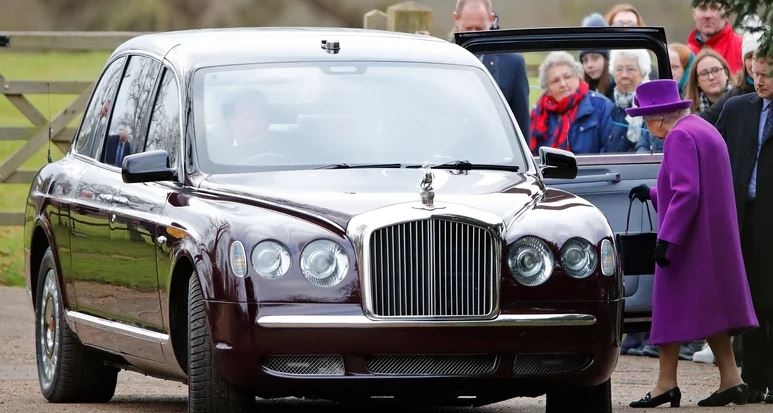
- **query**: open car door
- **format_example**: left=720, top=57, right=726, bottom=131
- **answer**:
left=457, top=27, right=672, bottom=332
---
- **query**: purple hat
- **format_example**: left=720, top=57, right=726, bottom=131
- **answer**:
left=625, top=79, right=692, bottom=117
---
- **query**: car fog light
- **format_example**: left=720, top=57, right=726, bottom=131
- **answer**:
left=508, top=236, right=553, bottom=286
left=600, top=239, right=616, bottom=276
left=301, top=240, right=348, bottom=287
left=230, top=241, right=247, bottom=277
left=252, top=241, right=291, bottom=279
left=560, top=238, right=597, bottom=278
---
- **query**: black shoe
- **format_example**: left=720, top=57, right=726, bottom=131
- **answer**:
left=630, top=387, right=681, bottom=408
left=748, top=388, right=766, bottom=403
left=697, top=383, right=749, bottom=407
left=765, top=393, right=773, bottom=404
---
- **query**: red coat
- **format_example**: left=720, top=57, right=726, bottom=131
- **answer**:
left=687, top=23, right=743, bottom=75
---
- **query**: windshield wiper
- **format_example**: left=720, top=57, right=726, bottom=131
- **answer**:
left=406, top=160, right=519, bottom=172
left=314, top=163, right=403, bottom=170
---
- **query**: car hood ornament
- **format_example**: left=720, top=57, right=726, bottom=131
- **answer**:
left=418, top=162, right=440, bottom=209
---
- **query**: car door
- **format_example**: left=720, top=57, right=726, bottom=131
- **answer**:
left=103, top=55, right=168, bottom=361
left=456, top=27, right=671, bottom=330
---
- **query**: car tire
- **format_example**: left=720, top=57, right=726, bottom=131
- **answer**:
left=34, top=247, right=118, bottom=402
left=545, top=379, right=612, bottom=413
left=187, top=274, right=254, bottom=413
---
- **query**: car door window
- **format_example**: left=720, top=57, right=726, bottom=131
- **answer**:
left=101, top=55, right=162, bottom=167
left=145, top=69, right=181, bottom=169
left=74, top=56, right=126, bottom=159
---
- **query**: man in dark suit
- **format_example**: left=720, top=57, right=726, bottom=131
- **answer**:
left=452, top=0, right=530, bottom=138
left=103, top=127, right=132, bottom=167
left=715, top=51, right=773, bottom=404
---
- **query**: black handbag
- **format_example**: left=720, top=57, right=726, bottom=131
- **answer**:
left=615, top=198, right=657, bottom=275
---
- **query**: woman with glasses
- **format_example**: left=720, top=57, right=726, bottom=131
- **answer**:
left=604, top=3, right=645, bottom=27
left=685, top=49, right=733, bottom=114
left=529, top=51, right=613, bottom=154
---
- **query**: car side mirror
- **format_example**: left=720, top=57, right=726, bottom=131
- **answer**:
left=121, top=150, right=176, bottom=183
left=538, top=147, right=577, bottom=179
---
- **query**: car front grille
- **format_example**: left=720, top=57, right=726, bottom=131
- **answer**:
left=368, top=218, right=499, bottom=318
left=365, top=354, right=497, bottom=376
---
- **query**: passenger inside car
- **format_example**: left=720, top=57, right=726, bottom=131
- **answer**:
left=209, top=89, right=274, bottom=164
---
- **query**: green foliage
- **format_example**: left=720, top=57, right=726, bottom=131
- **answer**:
left=0, top=226, right=24, bottom=286
left=725, top=0, right=773, bottom=57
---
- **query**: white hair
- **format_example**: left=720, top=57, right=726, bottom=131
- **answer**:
left=538, top=51, right=584, bottom=90
left=609, top=49, right=652, bottom=80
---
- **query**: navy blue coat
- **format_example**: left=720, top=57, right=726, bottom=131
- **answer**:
left=481, top=53, right=530, bottom=138
left=604, top=105, right=655, bottom=153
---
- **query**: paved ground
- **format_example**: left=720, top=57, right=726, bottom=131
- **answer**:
left=0, top=286, right=767, bottom=412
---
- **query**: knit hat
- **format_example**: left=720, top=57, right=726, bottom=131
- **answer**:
left=743, top=30, right=762, bottom=59
left=579, top=13, right=610, bottom=60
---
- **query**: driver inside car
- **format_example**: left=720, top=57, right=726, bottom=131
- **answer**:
left=211, top=89, right=272, bottom=164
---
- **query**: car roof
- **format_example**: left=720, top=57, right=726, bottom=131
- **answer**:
left=112, top=28, right=482, bottom=74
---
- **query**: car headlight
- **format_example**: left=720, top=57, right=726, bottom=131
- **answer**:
left=229, top=241, right=247, bottom=277
left=251, top=241, right=291, bottom=279
left=600, top=238, right=616, bottom=276
left=508, top=236, right=554, bottom=286
left=300, top=240, right=349, bottom=287
left=560, top=238, right=597, bottom=278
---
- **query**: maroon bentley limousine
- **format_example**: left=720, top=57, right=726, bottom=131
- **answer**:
left=24, top=27, right=671, bottom=412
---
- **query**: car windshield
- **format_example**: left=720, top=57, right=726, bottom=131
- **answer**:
left=192, top=62, right=527, bottom=173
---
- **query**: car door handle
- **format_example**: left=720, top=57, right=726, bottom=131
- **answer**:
left=565, top=172, right=621, bottom=184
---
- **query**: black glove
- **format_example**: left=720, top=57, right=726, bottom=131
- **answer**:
left=629, top=184, right=650, bottom=202
left=654, top=239, right=671, bottom=268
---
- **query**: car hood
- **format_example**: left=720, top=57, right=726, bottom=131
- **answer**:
left=201, top=169, right=544, bottom=229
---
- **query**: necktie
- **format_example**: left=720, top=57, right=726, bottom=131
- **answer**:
left=763, top=103, right=773, bottom=144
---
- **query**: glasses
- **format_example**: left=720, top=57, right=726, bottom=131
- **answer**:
left=612, top=20, right=637, bottom=27
left=696, top=67, right=725, bottom=80
left=614, top=66, right=640, bottom=74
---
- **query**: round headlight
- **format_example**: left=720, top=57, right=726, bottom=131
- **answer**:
left=300, top=240, right=349, bottom=288
left=229, top=241, right=247, bottom=277
left=600, top=238, right=616, bottom=276
left=560, top=238, right=597, bottom=278
left=508, top=236, right=554, bottom=286
left=251, top=241, right=291, bottom=279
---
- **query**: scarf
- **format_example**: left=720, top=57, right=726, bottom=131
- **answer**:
left=698, top=83, right=733, bottom=113
left=615, top=89, right=644, bottom=143
left=530, top=81, right=589, bottom=153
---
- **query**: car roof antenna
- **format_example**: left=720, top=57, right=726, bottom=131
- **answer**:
left=46, top=81, right=52, bottom=163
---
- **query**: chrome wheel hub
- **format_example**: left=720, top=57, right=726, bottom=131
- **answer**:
left=39, top=269, right=59, bottom=384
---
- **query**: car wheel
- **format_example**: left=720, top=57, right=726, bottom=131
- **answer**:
left=35, top=247, right=118, bottom=402
left=187, top=274, right=254, bottom=412
left=545, top=379, right=611, bottom=413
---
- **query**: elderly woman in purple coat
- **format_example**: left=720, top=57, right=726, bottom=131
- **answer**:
left=625, top=80, right=758, bottom=408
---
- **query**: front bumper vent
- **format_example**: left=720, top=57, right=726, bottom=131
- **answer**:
left=262, top=355, right=344, bottom=376
left=366, top=354, right=497, bottom=376
left=512, top=353, right=592, bottom=376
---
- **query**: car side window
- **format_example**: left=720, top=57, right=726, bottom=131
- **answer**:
left=101, top=55, right=162, bottom=167
left=73, top=56, right=126, bottom=158
left=145, top=69, right=181, bottom=169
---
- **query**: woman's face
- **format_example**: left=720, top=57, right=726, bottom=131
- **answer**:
left=644, top=115, right=668, bottom=139
left=612, top=55, right=644, bottom=93
left=669, top=49, right=684, bottom=83
left=611, top=10, right=639, bottom=27
left=696, top=56, right=728, bottom=96
left=581, top=53, right=606, bottom=80
left=546, top=64, right=580, bottom=100
left=745, top=52, right=754, bottom=77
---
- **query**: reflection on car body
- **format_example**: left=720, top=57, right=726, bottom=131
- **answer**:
left=21, top=27, right=668, bottom=412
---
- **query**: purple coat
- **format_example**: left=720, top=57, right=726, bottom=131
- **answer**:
left=648, top=115, right=757, bottom=345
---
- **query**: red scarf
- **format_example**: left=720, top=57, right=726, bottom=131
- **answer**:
left=529, top=81, right=589, bottom=154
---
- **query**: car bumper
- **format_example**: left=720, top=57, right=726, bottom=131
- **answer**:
left=205, top=300, right=622, bottom=398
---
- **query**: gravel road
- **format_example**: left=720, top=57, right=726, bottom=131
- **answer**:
left=0, top=286, right=765, bottom=412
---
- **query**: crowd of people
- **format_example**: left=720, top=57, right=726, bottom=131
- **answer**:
left=452, top=0, right=773, bottom=407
